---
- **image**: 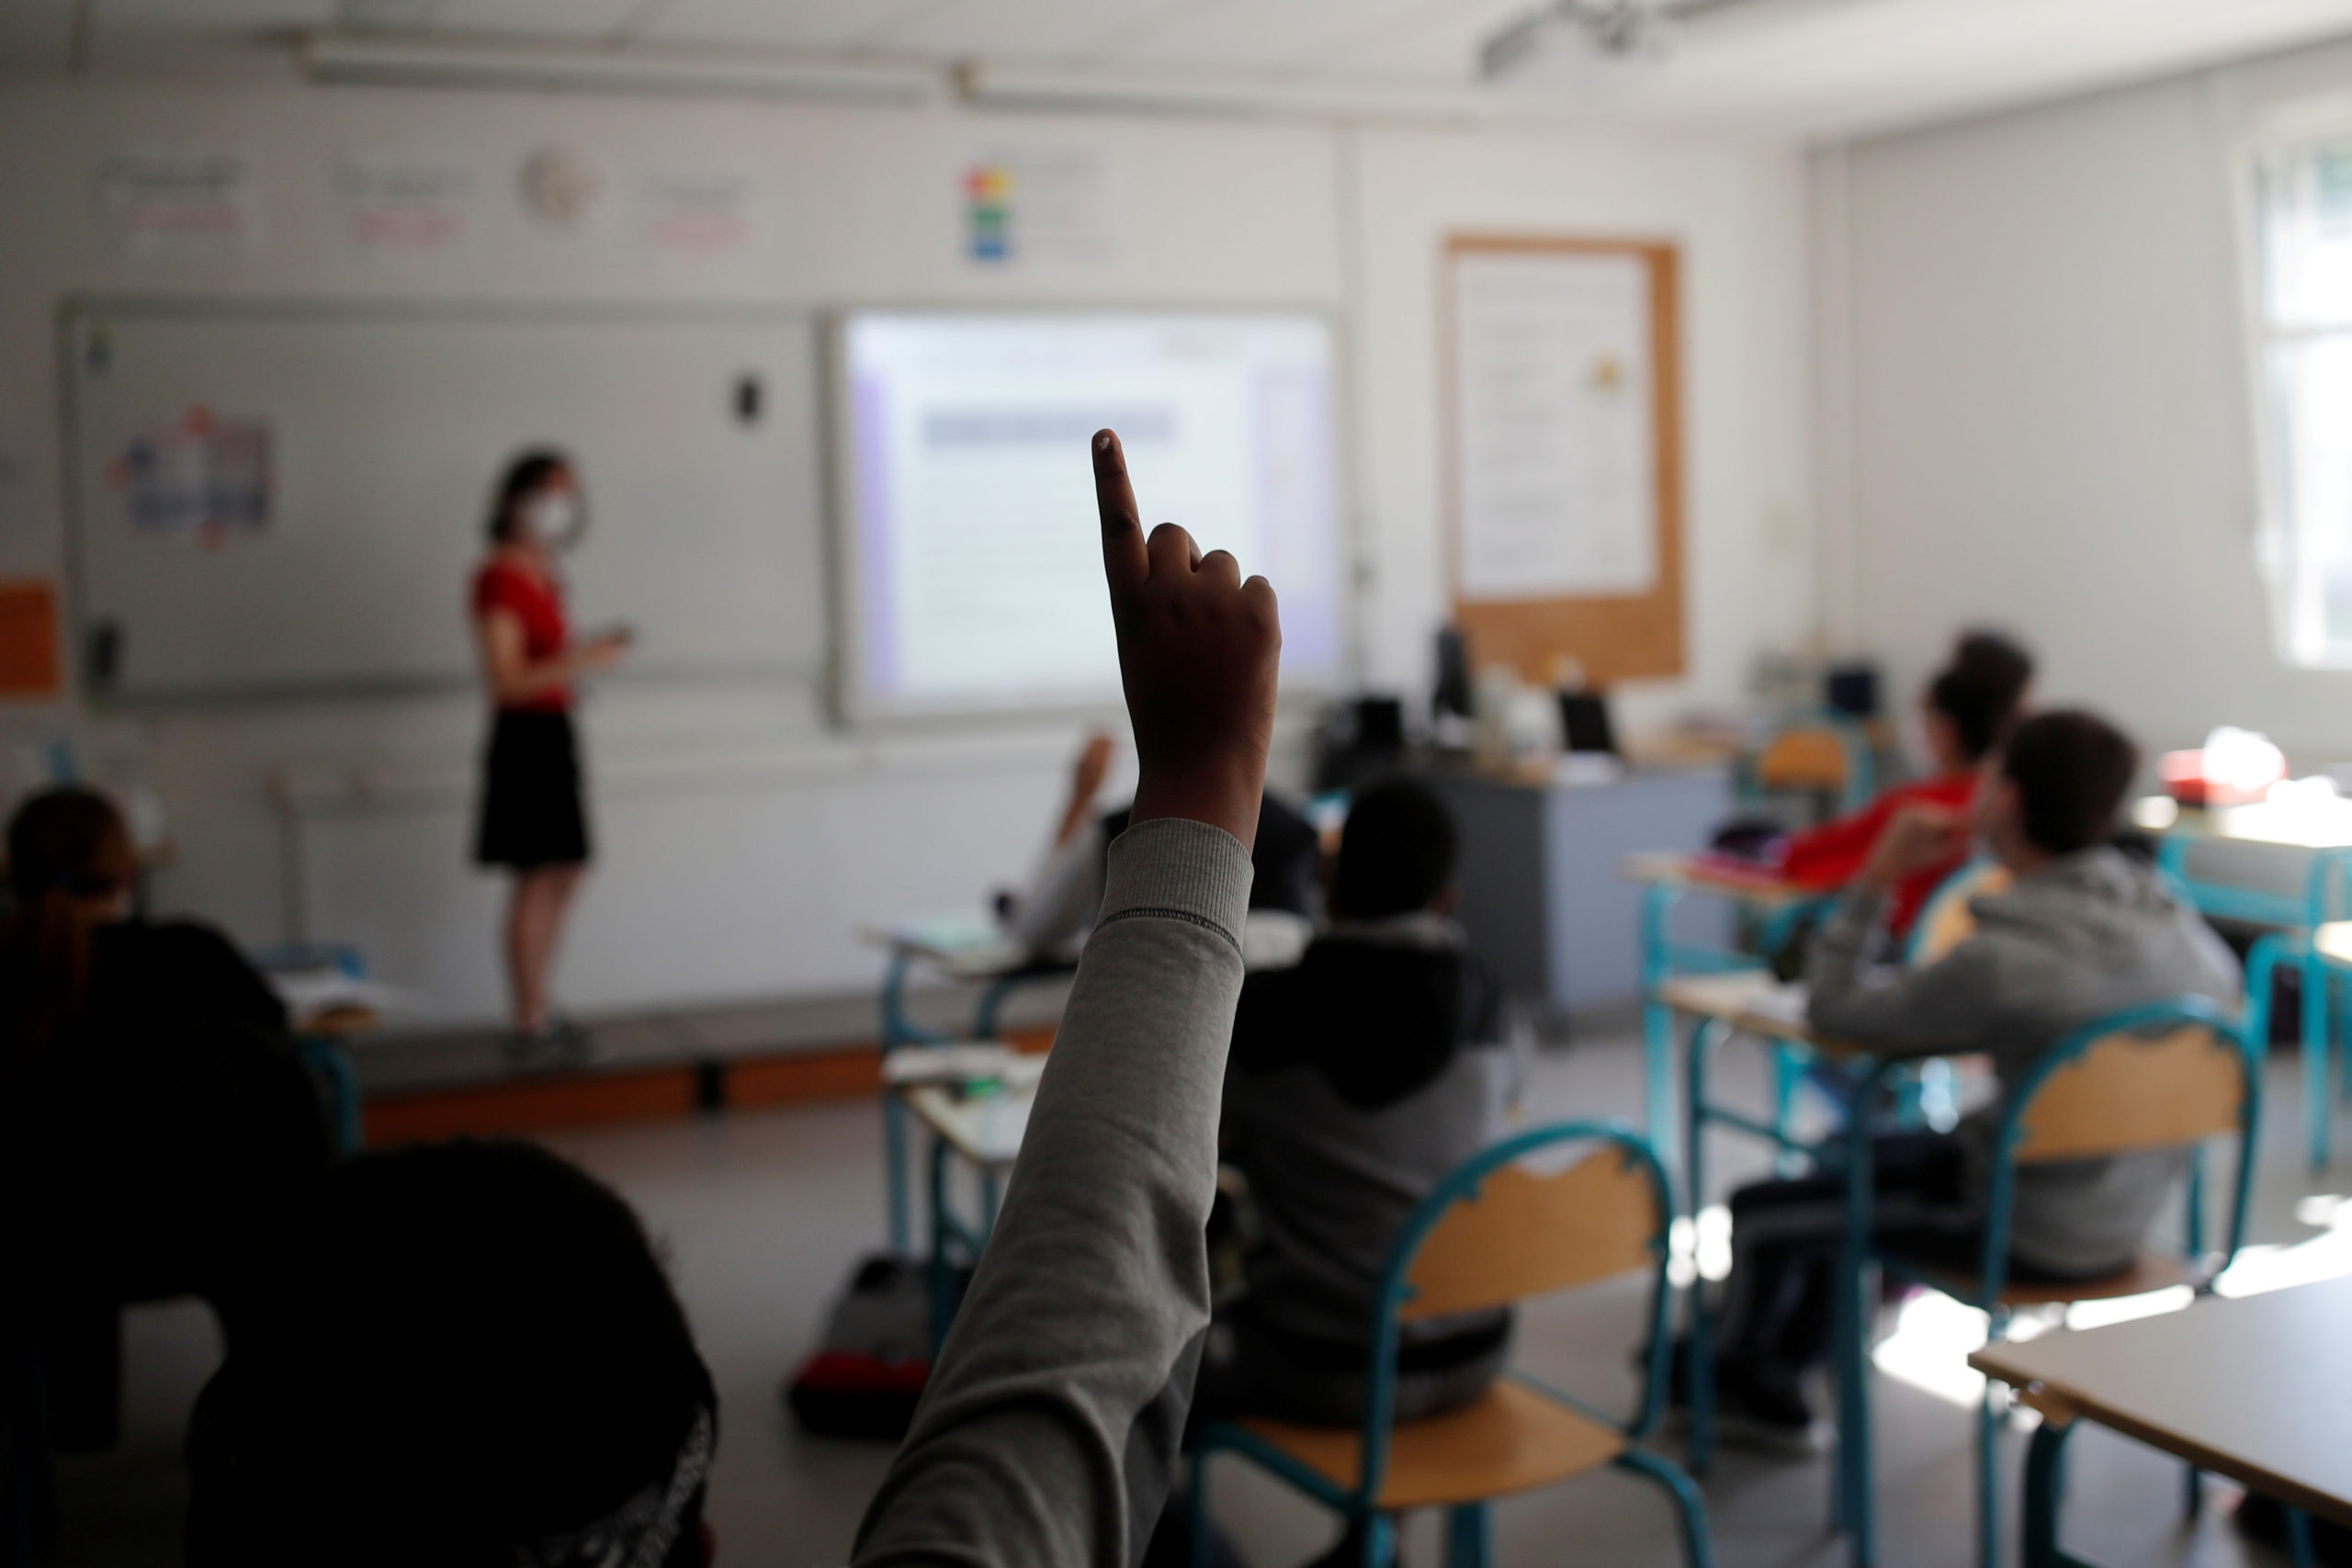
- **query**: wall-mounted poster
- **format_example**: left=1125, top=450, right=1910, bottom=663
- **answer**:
left=111, top=407, right=273, bottom=543
left=96, top=151, right=259, bottom=258
left=959, top=144, right=1118, bottom=270
left=1445, top=235, right=1684, bottom=686
left=337, top=154, right=476, bottom=254
left=634, top=167, right=759, bottom=258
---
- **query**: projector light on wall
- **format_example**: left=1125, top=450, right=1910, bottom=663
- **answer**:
left=1481, top=0, right=1676, bottom=84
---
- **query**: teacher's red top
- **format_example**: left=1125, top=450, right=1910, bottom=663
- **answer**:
left=472, top=558, right=570, bottom=713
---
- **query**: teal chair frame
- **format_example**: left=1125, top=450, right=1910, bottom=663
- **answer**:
left=1189, top=1122, right=1713, bottom=1568
left=2157, top=838, right=2352, bottom=1169
left=1830, top=996, right=2260, bottom=1568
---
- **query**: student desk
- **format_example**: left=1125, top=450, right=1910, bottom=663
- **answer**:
left=887, top=1050, right=1042, bottom=1350
left=1627, top=854, right=1827, bottom=1164
left=1427, top=761, right=1733, bottom=1052
left=1657, top=969, right=1856, bottom=1476
left=865, top=919, right=1072, bottom=1253
left=2139, top=794, right=2352, bottom=1166
left=1972, top=1275, right=2352, bottom=1568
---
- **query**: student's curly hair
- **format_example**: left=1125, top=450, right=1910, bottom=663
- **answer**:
left=1329, top=777, right=1458, bottom=921
left=1928, top=629, right=2034, bottom=762
left=2000, top=709, right=2137, bottom=855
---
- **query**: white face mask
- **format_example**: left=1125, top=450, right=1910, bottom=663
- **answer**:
left=521, top=490, right=582, bottom=547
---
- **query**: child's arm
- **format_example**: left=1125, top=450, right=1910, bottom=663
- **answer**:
left=853, top=430, right=1278, bottom=1567
left=1804, top=803, right=2000, bottom=1055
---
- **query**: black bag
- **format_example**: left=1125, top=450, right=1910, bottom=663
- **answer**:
left=784, top=1255, right=954, bottom=1441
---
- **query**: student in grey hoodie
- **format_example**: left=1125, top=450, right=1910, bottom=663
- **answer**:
left=1708, top=709, right=2241, bottom=1447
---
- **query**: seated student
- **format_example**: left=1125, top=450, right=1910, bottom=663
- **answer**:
left=1207, top=776, right=1521, bottom=1429
left=1000, top=728, right=1320, bottom=961
left=187, top=1139, right=716, bottom=1567
left=0, top=786, right=330, bottom=1452
left=1772, top=629, right=2033, bottom=942
left=1706, top=710, right=2240, bottom=1447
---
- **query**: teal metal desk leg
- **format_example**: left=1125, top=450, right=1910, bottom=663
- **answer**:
left=1684, top=1015, right=1726, bottom=1473
left=885, top=1093, right=911, bottom=1255
left=1833, top=1070, right=1890, bottom=1562
left=2303, top=942, right=2333, bottom=1171
left=2021, top=1416, right=2075, bottom=1568
left=1642, top=883, right=1682, bottom=1168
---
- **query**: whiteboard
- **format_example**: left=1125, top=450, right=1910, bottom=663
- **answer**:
left=62, top=300, right=823, bottom=702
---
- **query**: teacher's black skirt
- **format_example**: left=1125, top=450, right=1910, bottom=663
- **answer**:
left=474, top=708, right=592, bottom=869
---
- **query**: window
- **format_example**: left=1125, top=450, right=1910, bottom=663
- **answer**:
left=2253, top=137, right=2352, bottom=667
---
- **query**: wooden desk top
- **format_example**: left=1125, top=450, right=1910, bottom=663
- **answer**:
left=1971, top=1276, right=2352, bottom=1529
left=1621, top=852, right=1824, bottom=911
left=901, top=1081, right=1033, bottom=1168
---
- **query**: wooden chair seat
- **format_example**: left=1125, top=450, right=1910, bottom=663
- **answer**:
left=1894, top=1248, right=2202, bottom=1308
left=1238, top=1379, right=1626, bottom=1512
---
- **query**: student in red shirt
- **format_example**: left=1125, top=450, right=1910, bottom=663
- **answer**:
left=1777, top=632, right=2033, bottom=940
left=469, top=451, right=631, bottom=1057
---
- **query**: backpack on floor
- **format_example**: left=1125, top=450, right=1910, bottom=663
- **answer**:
left=784, top=1254, right=958, bottom=1441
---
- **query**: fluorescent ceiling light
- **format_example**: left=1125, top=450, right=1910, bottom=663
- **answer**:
left=301, top=31, right=933, bottom=107
left=956, top=59, right=1555, bottom=126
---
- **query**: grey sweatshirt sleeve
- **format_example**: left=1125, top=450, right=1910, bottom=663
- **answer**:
left=1804, top=885, right=2006, bottom=1058
left=853, top=817, right=1254, bottom=1568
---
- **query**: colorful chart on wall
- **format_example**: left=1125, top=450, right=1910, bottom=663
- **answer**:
left=1444, top=235, right=1684, bottom=686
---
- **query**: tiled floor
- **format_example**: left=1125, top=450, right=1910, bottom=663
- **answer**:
left=55, top=1024, right=2332, bottom=1567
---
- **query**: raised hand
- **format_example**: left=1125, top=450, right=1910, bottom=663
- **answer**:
left=1091, top=429, right=1279, bottom=850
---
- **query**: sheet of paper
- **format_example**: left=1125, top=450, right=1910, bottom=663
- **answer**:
left=96, top=150, right=259, bottom=258
left=337, top=154, right=475, bottom=254
left=634, top=166, right=760, bottom=258
left=1453, top=249, right=1657, bottom=602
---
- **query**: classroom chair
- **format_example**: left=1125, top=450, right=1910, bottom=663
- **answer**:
left=1831, top=995, right=2260, bottom=1568
left=1190, top=1122, right=1713, bottom=1568
left=250, top=942, right=370, bottom=1157
left=1737, top=711, right=1876, bottom=826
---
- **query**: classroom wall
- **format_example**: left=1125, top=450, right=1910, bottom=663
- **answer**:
left=1817, top=34, right=2352, bottom=759
left=0, top=72, right=1812, bottom=1025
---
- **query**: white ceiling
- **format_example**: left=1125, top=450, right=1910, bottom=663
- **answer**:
left=25, top=0, right=2352, bottom=141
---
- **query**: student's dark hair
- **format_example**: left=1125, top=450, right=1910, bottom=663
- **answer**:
left=1999, top=709, right=2138, bottom=856
left=1329, top=776, right=1458, bottom=920
left=486, top=448, right=573, bottom=544
left=2, top=786, right=135, bottom=1066
left=1928, top=628, right=2035, bottom=762
left=192, top=1138, right=710, bottom=1565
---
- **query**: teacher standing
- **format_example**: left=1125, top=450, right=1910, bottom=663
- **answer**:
left=469, top=449, right=629, bottom=1058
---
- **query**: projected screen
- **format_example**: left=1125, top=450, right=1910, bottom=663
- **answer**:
left=836, top=310, right=1344, bottom=719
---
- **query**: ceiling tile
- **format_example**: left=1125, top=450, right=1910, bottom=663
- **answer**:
left=636, top=0, right=949, bottom=51
left=860, top=0, right=1170, bottom=62
left=1102, top=0, right=1481, bottom=74
left=431, top=0, right=643, bottom=38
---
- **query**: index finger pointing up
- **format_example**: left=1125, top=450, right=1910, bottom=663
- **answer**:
left=1093, top=430, right=1148, bottom=600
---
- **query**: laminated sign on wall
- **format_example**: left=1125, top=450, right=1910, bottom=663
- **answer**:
left=111, top=407, right=273, bottom=542
left=961, top=145, right=1117, bottom=269
left=96, top=151, right=259, bottom=258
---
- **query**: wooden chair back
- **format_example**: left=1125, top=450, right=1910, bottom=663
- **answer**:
left=1907, top=862, right=2012, bottom=966
left=2015, top=1022, right=2245, bottom=1164
left=1401, top=1146, right=1658, bottom=1321
left=1757, top=728, right=1852, bottom=795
